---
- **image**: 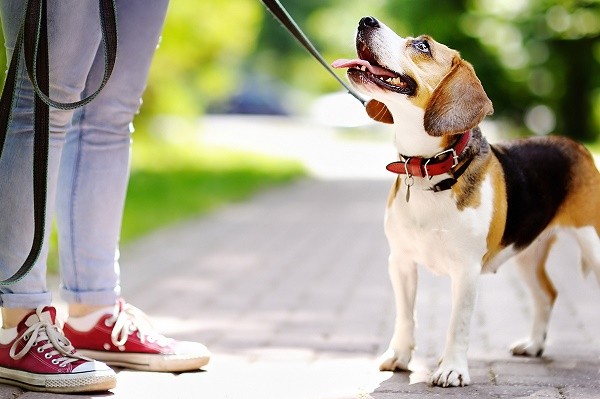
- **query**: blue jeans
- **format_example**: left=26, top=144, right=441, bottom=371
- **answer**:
left=0, top=0, right=169, bottom=308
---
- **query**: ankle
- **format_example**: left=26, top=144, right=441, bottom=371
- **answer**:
left=68, top=303, right=115, bottom=318
left=2, top=308, right=35, bottom=329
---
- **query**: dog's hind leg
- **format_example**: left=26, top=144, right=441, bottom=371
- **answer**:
left=510, top=233, right=557, bottom=357
left=571, top=225, right=600, bottom=285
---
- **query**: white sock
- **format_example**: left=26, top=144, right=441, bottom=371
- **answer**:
left=67, top=306, right=114, bottom=332
left=0, top=327, right=18, bottom=345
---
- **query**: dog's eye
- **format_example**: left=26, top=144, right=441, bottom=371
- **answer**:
left=413, top=40, right=430, bottom=54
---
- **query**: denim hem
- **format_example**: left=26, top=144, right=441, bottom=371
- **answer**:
left=0, top=292, right=52, bottom=309
left=59, top=286, right=120, bottom=306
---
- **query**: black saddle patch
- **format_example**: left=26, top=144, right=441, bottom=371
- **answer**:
left=491, top=138, right=574, bottom=249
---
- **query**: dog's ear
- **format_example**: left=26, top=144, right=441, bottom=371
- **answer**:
left=424, top=57, right=493, bottom=136
left=365, top=99, right=394, bottom=124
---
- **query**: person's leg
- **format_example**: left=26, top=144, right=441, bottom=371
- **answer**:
left=57, top=0, right=169, bottom=310
left=58, top=0, right=210, bottom=372
left=0, top=0, right=101, bottom=324
left=0, top=1, right=116, bottom=392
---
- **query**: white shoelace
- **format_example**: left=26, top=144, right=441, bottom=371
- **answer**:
left=106, top=302, right=171, bottom=348
left=10, top=307, right=88, bottom=368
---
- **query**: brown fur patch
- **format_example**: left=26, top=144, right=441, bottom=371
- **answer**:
left=403, top=36, right=459, bottom=110
left=424, top=57, right=493, bottom=137
left=536, top=236, right=558, bottom=303
left=449, top=128, right=489, bottom=210
left=387, top=176, right=401, bottom=208
left=482, top=156, right=508, bottom=268
left=452, top=158, right=485, bottom=210
left=551, top=140, right=600, bottom=232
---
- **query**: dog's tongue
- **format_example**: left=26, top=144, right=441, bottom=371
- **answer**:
left=331, top=58, right=396, bottom=78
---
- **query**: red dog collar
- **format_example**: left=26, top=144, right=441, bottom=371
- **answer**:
left=386, top=131, right=471, bottom=178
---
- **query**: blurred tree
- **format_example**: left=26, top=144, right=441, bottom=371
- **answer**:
left=462, top=0, right=600, bottom=141
left=0, top=29, right=4, bottom=91
left=142, top=0, right=263, bottom=126
left=0, top=0, right=264, bottom=133
left=1, top=1, right=598, bottom=141
left=247, top=0, right=392, bottom=101
left=254, top=0, right=600, bottom=140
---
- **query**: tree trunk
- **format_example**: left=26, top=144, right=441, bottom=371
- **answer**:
left=553, top=38, right=597, bottom=142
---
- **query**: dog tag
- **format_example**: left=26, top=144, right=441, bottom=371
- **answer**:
left=404, top=176, right=414, bottom=203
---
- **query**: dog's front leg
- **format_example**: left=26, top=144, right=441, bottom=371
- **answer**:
left=431, top=265, right=479, bottom=387
left=378, top=255, right=418, bottom=372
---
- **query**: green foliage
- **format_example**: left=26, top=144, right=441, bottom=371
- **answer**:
left=1, top=0, right=599, bottom=138
left=251, top=0, right=600, bottom=140
left=461, top=0, right=600, bottom=140
left=121, top=135, right=305, bottom=241
left=142, top=0, right=264, bottom=118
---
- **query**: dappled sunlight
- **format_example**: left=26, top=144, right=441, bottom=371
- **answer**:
left=115, top=353, right=391, bottom=399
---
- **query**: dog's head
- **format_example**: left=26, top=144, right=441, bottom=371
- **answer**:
left=333, top=16, right=493, bottom=137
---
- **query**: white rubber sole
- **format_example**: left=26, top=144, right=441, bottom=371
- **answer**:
left=0, top=366, right=116, bottom=393
left=78, top=349, right=210, bottom=373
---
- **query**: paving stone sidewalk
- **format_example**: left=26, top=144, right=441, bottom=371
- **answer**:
left=4, top=178, right=600, bottom=399
left=3, top=117, right=599, bottom=398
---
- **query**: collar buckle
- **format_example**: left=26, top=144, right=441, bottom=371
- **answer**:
left=433, top=147, right=459, bottom=169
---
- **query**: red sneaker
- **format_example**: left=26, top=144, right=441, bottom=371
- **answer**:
left=0, top=306, right=116, bottom=393
left=64, top=299, right=210, bottom=372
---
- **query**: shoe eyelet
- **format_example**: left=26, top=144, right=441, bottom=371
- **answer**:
left=37, top=347, right=44, bottom=353
left=44, top=353, right=53, bottom=359
left=23, top=334, right=30, bottom=341
left=104, top=319, right=114, bottom=327
left=51, top=359, right=59, bottom=365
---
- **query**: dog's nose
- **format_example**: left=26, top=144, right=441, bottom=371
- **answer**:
left=359, top=16, right=379, bottom=29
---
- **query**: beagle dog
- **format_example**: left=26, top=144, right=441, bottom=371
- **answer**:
left=333, top=16, right=600, bottom=387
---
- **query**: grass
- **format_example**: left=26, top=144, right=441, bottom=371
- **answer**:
left=122, top=136, right=305, bottom=240
left=47, top=134, right=306, bottom=272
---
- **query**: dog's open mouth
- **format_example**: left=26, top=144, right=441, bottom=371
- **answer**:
left=332, top=58, right=416, bottom=95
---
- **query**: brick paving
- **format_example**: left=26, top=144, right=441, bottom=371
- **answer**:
left=3, top=117, right=600, bottom=398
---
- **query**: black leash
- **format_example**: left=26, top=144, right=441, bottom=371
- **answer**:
left=0, top=0, right=118, bottom=285
left=259, top=0, right=367, bottom=106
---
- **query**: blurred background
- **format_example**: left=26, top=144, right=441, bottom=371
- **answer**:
left=2, top=0, right=598, bottom=139
left=1, top=0, right=599, bottom=268
left=131, top=0, right=597, bottom=140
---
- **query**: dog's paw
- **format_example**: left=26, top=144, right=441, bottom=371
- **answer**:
left=510, top=338, right=545, bottom=357
left=430, top=364, right=470, bottom=387
left=377, top=348, right=411, bottom=371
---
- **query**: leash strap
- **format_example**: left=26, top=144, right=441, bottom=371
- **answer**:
left=0, top=0, right=118, bottom=285
left=259, top=0, right=367, bottom=106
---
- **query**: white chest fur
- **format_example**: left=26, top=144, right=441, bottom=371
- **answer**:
left=389, top=102, right=442, bottom=157
left=385, top=174, right=495, bottom=275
